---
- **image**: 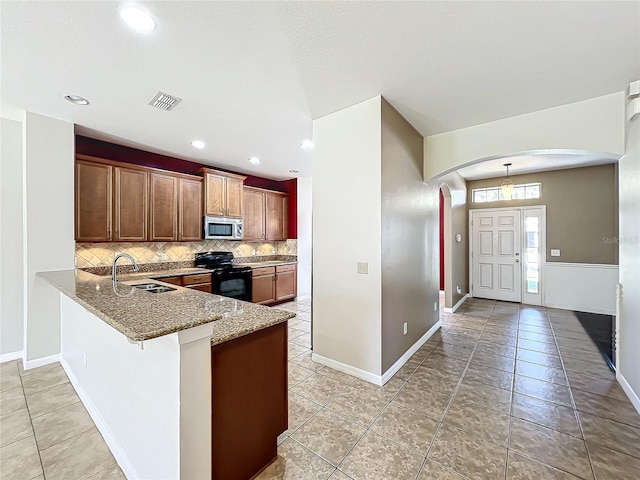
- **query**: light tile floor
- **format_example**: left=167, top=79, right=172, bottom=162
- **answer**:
left=2, top=297, right=639, bottom=479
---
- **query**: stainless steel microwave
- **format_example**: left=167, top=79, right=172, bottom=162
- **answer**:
left=203, top=216, right=243, bottom=240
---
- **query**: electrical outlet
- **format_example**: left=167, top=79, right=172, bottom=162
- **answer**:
left=357, top=262, right=368, bottom=274
left=403, top=322, right=408, bottom=335
left=252, top=248, right=256, bottom=256
left=456, top=286, right=462, bottom=294
left=82, top=352, right=87, bottom=368
left=550, top=249, right=561, bottom=257
left=160, top=253, right=168, bottom=261
left=434, top=302, right=437, bottom=311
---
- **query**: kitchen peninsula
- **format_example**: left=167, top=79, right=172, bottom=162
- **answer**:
left=38, top=268, right=295, bottom=480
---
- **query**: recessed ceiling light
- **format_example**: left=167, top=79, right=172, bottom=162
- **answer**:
left=289, top=170, right=299, bottom=174
left=191, top=140, right=205, bottom=149
left=300, top=139, right=314, bottom=151
left=249, top=156, right=261, bottom=165
left=64, top=94, right=90, bottom=105
left=119, top=6, right=156, bottom=32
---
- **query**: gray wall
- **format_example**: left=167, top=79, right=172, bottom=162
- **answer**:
left=439, top=172, right=468, bottom=308
left=466, top=164, right=618, bottom=265
left=1, top=118, right=24, bottom=356
left=618, top=96, right=640, bottom=404
left=381, top=99, right=438, bottom=372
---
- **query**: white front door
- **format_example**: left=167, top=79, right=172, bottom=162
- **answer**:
left=471, top=210, right=522, bottom=302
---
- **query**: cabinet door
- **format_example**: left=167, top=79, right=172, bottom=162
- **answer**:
left=76, top=160, right=112, bottom=241
left=265, top=192, right=287, bottom=241
left=114, top=167, right=148, bottom=241
left=225, top=177, right=244, bottom=218
left=275, top=268, right=296, bottom=301
left=178, top=178, right=202, bottom=241
left=252, top=274, right=276, bottom=304
left=204, top=172, right=225, bottom=216
left=149, top=173, right=178, bottom=241
left=243, top=188, right=265, bottom=241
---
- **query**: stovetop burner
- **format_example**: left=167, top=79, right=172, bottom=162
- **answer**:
left=194, top=251, right=251, bottom=273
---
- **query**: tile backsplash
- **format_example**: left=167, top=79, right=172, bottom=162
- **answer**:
left=76, top=239, right=297, bottom=268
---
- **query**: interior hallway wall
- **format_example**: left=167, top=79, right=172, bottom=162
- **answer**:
left=1, top=118, right=24, bottom=357
left=381, top=99, right=436, bottom=372
left=312, top=96, right=383, bottom=376
left=296, top=177, right=312, bottom=299
left=24, top=112, right=75, bottom=363
left=618, top=88, right=640, bottom=408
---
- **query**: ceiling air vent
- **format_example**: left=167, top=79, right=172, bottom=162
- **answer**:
left=148, top=91, right=182, bottom=111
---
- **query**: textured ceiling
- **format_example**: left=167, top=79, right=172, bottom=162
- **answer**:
left=2, top=1, right=639, bottom=179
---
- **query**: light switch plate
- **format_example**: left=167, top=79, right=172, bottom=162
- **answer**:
left=551, top=249, right=561, bottom=257
left=357, top=262, right=368, bottom=274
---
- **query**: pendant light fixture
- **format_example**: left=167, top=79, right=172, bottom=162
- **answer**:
left=501, top=163, right=515, bottom=200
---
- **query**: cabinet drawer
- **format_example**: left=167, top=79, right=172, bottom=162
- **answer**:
left=253, top=266, right=276, bottom=277
left=186, top=283, right=212, bottom=293
left=182, top=273, right=212, bottom=286
left=276, top=264, right=296, bottom=273
left=161, top=276, right=183, bottom=286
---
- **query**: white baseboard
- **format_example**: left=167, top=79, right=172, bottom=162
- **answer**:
left=312, top=321, right=442, bottom=387
left=23, top=353, right=60, bottom=370
left=381, top=321, right=442, bottom=384
left=617, top=371, right=640, bottom=415
left=295, top=294, right=311, bottom=301
left=0, top=350, right=23, bottom=363
left=311, top=353, right=383, bottom=386
left=60, top=356, right=138, bottom=480
left=444, top=294, right=469, bottom=314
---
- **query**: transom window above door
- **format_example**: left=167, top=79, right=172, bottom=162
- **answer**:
left=472, top=183, right=541, bottom=203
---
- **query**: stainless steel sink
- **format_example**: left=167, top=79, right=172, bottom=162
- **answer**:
left=131, top=283, right=176, bottom=294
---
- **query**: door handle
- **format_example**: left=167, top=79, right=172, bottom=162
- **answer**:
left=515, top=259, right=520, bottom=263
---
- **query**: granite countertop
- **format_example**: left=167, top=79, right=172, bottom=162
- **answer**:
left=38, top=269, right=295, bottom=345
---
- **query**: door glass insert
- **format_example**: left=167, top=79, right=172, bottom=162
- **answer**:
left=525, top=216, right=540, bottom=294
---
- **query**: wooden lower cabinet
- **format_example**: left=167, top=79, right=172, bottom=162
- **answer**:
left=157, top=273, right=211, bottom=292
left=251, top=267, right=276, bottom=304
left=251, top=265, right=297, bottom=305
left=275, top=265, right=296, bottom=302
left=211, top=322, right=287, bottom=480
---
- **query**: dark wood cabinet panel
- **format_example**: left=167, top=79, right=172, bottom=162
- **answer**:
left=186, top=283, right=212, bottom=293
left=265, top=192, right=288, bottom=241
left=252, top=272, right=276, bottom=304
left=76, top=160, right=113, bottom=242
left=243, top=188, right=266, bottom=241
left=275, top=266, right=297, bottom=302
left=160, top=276, right=183, bottom=286
left=149, top=173, right=179, bottom=241
left=211, top=322, right=287, bottom=480
left=178, top=178, right=202, bottom=241
left=201, top=169, right=247, bottom=218
left=114, top=167, right=148, bottom=241
left=225, top=177, right=244, bottom=218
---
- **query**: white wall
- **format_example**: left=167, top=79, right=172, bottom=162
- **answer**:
left=618, top=90, right=640, bottom=410
left=424, top=92, right=626, bottom=180
left=296, top=176, right=312, bottom=299
left=60, top=294, right=181, bottom=479
left=312, top=96, right=383, bottom=376
left=24, top=112, right=75, bottom=363
left=1, top=118, right=24, bottom=358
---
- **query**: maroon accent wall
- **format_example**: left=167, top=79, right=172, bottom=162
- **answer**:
left=76, top=135, right=297, bottom=237
left=439, top=189, right=445, bottom=291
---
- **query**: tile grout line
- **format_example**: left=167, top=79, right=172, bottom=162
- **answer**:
left=17, top=360, right=47, bottom=480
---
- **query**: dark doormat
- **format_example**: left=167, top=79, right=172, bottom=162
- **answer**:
left=574, top=311, right=615, bottom=371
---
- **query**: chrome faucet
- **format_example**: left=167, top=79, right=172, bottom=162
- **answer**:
left=112, top=253, right=139, bottom=283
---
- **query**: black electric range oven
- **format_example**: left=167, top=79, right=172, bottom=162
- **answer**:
left=194, top=251, right=252, bottom=302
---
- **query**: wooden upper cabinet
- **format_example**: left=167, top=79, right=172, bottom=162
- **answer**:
left=114, top=167, right=148, bottom=242
left=243, top=187, right=266, bottom=241
left=200, top=168, right=247, bottom=218
left=179, top=178, right=203, bottom=241
left=149, top=173, right=179, bottom=241
left=265, top=191, right=288, bottom=241
left=76, top=160, right=112, bottom=241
